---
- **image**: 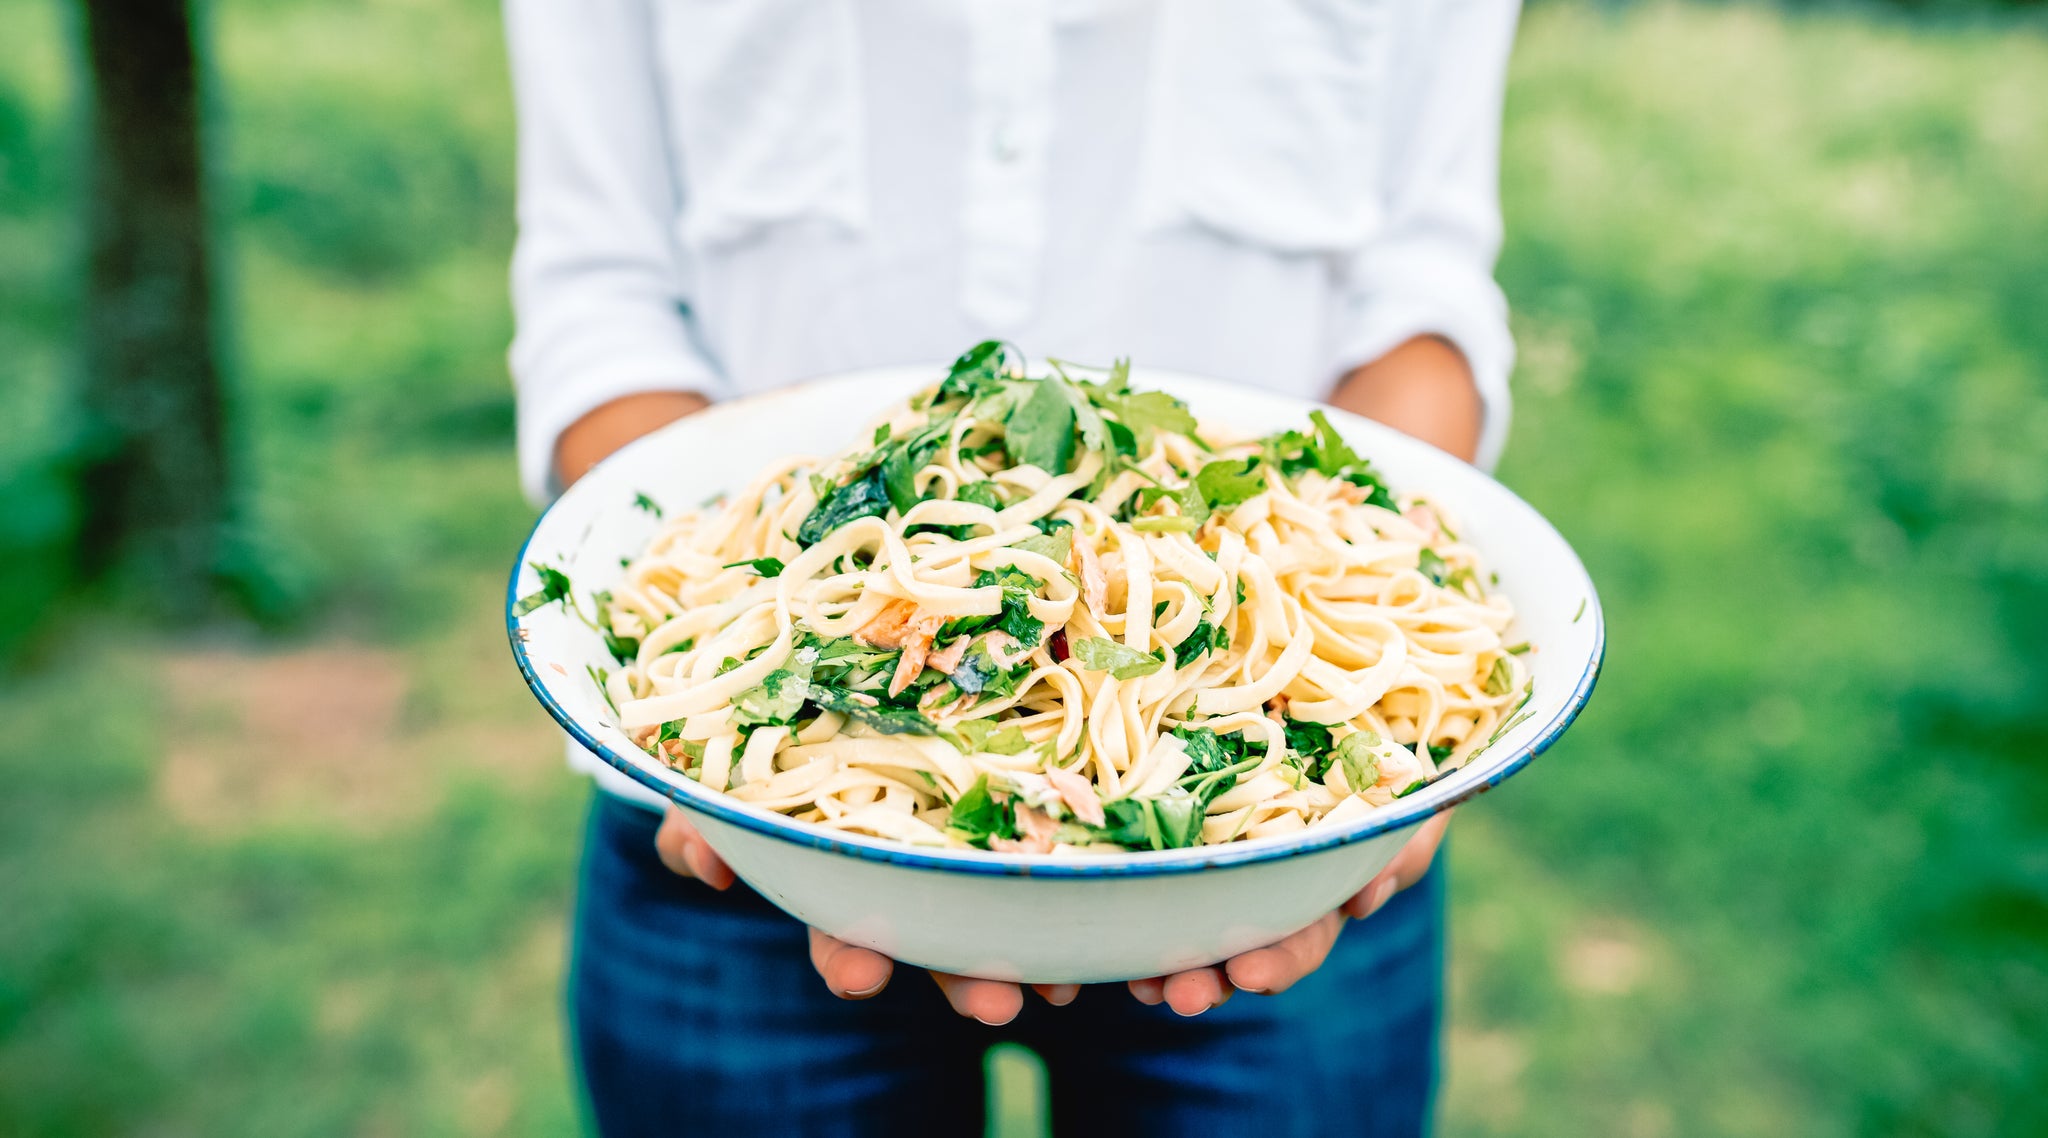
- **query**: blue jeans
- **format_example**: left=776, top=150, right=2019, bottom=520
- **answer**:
left=570, top=793, right=1443, bottom=1137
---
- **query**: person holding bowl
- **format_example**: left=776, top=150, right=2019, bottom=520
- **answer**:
left=506, top=1, right=1519, bottom=1133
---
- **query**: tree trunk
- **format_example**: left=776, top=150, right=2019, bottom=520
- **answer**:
left=77, top=0, right=229, bottom=613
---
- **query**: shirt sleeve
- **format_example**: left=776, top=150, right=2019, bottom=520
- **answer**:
left=504, top=0, right=729, bottom=503
left=1328, top=0, right=1521, bottom=471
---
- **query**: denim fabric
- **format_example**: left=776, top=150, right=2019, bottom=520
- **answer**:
left=570, top=793, right=1442, bottom=1138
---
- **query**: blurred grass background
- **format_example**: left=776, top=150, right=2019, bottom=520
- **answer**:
left=2, top=1, right=2045, bottom=1134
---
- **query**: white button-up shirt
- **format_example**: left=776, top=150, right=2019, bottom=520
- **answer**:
left=506, top=0, right=1523, bottom=505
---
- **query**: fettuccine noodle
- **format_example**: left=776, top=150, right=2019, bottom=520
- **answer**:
left=586, top=348, right=1529, bottom=854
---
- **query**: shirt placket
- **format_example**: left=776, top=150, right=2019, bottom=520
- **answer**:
left=960, top=0, right=1055, bottom=331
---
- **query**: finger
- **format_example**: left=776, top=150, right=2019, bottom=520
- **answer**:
left=1126, top=976, right=1168, bottom=1006
left=1343, top=871, right=1402, bottom=920
left=930, top=972, right=1026, bottom=1026
left=808, top=929, right=895, bottom=1000
left=653, top=808, right=737, bottom=890
left=1224, top=911, right=1347, bottom=996
left=1343, top=812, right=1452, bottom=918
left=653, top=808, right=699, bottom=879
left=1161, top=966, right=1235, bottom=1017
left=1032, top=983, right=1081, bottom=1007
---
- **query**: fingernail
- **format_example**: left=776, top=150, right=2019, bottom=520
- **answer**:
left=974, top=1014, right=1002, bottom=1026
left=846, top=981, right=886, bottom=999
left=1171, top=1004, right=1206, bottom=1018
left=1368, top=877, right=1398, bottom=914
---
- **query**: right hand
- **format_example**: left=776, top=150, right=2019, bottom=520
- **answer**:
left=655, top=807, right=1079, bottom=1024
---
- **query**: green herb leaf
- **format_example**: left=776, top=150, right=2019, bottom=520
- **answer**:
left=1173, top=619, right=1229, bottom=668
left=937, top=341, right=1012, bottom=402
left=512, top=562, right=572, bottom=617
left=723, top=557, right=786, bottom=578
left=796, top=467, right=894, bottom=546
left=1006, top=378, right=1077, bottom=474
left=1333, top=731, right=1383, bottom=793
left=1307, top=410, right=1363, bottom=476
left=1483, top=656, right=1513, bottom=696
left=946, top=774, right=1017, bottom=845
left=1395, top=776, right=1434, bottom=798
left=807, top=684, right=941, bottom=736
left=633, top=492, right=664, bottom=518
left=1071, top=637, right=1165, bottom=680
left=1194, top=457, right=1266, bottom=511
left=733, top=650, right=816, bottom=728
left=1012, top=525, right=1072, bottom=565
left=1283, top=718, right=1335, bottom=774
left=1417, top=548, right=1452, bottom=586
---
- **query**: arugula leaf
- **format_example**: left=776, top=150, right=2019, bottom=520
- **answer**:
left=1007, top=378, right=1077, bottom=474
left=947, top=774, right=1018, bottom=845
left=953, top=718, right=1031, bottom=755
left=1429, top=742, right=1455, bottom=765
left=1094, top=788, right=1205, bottom=851
left=1395, top=776, right=1435, bottom=799
left=1012, top=525, right=1072, bottom=565
left=1072, top=637, right=1165, bottom=680
left=723, top=557, right=786, bottom=578
left=1332, top=731, right=1383, bottom=792
left=796, top=466, right=894, bottom=546
left=1130, top=482, right=1207, bottom=532
left=937, top=341, right=1012, bottom=402
left=1283, top=718, right=1335, bottom=774
left=806, top=684, right=941, bottom=736
left=733, top=650, right=816, bottom=728
left=1172, top=726, right=1233, bottom=777
left=633, top=492, right=663, bottom=518
left=1054, top=377, right=1112, bottom=457
left=1417, top=548, right=1452, bottom=586
left=1173, top=619, right=1229, bottom=668
left=1146, top=788, right=1205, bottom=849
left=512, top=562, right=572, bottom=617
left=1194, top=457, right=1266, bottom=512
left=945, top=644, right=1000, bottom=696
left=940, top=567, right=1045, bottom=647
left=1307, top=410, right=1362, bottom=476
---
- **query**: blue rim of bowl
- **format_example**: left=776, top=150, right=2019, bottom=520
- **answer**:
left=506, top=454, right=1606, bottom=879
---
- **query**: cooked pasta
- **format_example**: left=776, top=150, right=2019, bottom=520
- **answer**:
left=586, top=345, right=1529, bottom=853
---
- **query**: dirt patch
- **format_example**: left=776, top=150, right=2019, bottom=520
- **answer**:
left=154, top=620, right=560, bottom=835
left=1560, top=922, right=1651, bottom=996
left=157, top=644, right=421, bottom=832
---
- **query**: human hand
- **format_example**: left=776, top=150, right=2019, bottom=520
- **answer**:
left=654, top=807, right=1083, bottom=1022
left=1124, top=811, right=1452, bottom=1015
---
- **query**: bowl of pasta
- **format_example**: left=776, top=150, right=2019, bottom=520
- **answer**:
left=508, top=345, right=1603, bottom=984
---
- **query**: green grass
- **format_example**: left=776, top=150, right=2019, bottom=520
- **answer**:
left=2, top=2, right=2045, bottom=1135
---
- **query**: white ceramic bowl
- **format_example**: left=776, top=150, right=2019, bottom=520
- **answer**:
left=509, top=366, right=1604, bottom=983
